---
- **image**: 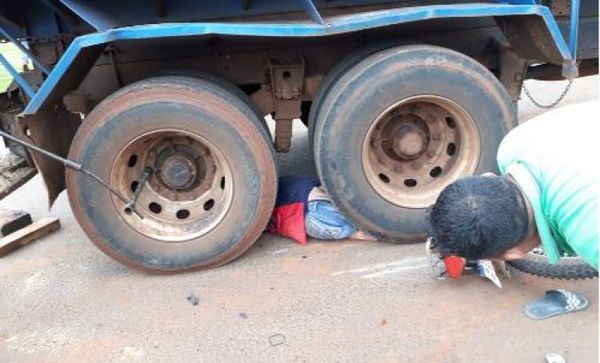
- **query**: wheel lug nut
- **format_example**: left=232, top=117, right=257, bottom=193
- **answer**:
left=412, top=161, right=423, bottom=170
left=432, top=132, right=442, bottom=140
left=427, top=150, right=436, bottom=158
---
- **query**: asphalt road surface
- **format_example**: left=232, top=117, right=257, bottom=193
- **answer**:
left=1, top=76, right=598, bottom=362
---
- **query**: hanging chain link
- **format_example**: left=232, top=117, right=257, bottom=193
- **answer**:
left=522, top=79, right=573, bottom=109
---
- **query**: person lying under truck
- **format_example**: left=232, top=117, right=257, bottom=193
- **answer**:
left=426, top=100, right=598, bottom=271
left=268, top=176, right=375, bottom=244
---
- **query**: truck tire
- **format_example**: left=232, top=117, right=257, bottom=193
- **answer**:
left=66, top=76, right=277, bottom=272
left=155, top=69, right=272, bottom=138
left=308, top=40, right=406, bottom=146
left=314, top=45, right=516, bottom=242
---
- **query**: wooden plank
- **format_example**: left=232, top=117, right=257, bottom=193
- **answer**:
left=0, top=217, right=60, bottom=257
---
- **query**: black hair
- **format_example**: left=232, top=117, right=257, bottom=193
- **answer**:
left=426, top=175, right=529, bottom=260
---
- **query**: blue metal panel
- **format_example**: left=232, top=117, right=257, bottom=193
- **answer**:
left=303, top=0, right=327, bottom=25
left=23, top=3, right=63, bottom=40
left=22, top=3, right=577, bottom=115
left=59, top=0, right=118, bottom=32
left=487, top=0, right=538, bottom=4
left=0, top=54, right=35, bottom=98
left=569, top=0, right=580, bottom=58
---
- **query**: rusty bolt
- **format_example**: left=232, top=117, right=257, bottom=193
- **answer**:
left=515, top=73, right=523, bottom=82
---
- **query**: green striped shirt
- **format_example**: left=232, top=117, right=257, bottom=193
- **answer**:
left=497, top=100, right=599, bottom=270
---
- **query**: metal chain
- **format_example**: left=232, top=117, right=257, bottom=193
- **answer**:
left=522, top=79, right=573, bottom=109
left=12, top=34, right=73, bottom=44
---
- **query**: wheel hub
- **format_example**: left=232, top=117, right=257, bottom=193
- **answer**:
left=392, top=124, right=428, bottom=160
left=362, top=96, right=480, bottom=208
left=160, top=154, right=199, bottom=190
left=110, top=130, right=233, bottom=242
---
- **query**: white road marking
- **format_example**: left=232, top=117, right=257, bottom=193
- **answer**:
left=331, top=256, right=428, bottom=278
left=272, top=248, right=289, bottom=255
left=361, top=263, right=429, bottom=279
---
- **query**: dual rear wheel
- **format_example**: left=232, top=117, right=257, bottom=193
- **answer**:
left=67, top=44, right=516, bottom=272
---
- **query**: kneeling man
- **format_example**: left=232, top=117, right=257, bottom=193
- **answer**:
left=427, top=100, right=598, bottom=270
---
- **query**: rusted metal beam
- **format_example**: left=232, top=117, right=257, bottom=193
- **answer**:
left=269, top=57, right=305, bottom=152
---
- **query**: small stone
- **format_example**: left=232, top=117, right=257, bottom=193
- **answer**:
left=187, top=293, right=199, bottom=306
left=269, top=333, right=286, bottom=347
left=239, top=312, right=248, bottom=319
left=122, top=346, right=145, bottom=358
left=545, top=352, right=566, bottom=363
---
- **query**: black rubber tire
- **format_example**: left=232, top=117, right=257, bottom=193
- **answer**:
left=507, top=254, right=598, bottom=280
left=66, top=76, right=277, bottom=272
left=308, top=40, right=407, bottom=146
left=154, top=69, right=272, bottom=139
left=314, top=45, right=516, bottom=242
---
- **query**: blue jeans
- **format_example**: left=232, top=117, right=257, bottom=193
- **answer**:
left=305, top=200, right=355, bottom=240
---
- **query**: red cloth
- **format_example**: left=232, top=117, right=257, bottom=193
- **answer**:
left=267, top=176, right=320, bottom=245
left=269, top=202, right=308, bottom=245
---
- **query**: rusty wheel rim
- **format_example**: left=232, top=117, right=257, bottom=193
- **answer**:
left=362, top=95, right=480, bottom=208
left=110, top=129, right=233, bottom=241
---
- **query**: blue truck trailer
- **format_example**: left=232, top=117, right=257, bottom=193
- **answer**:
left=0, top=0, right=597, bottom=272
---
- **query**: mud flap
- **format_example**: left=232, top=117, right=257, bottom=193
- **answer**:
left=17, top=105, right=80, bottom=207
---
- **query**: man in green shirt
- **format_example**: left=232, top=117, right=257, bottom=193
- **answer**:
left=427, top=100, right=598, bottom=270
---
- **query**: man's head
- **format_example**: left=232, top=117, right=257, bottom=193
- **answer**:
left=427, top=175, right=532, bottom=260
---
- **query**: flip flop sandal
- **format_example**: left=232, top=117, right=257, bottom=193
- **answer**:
left=524, top=289, right=589, bottom=320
